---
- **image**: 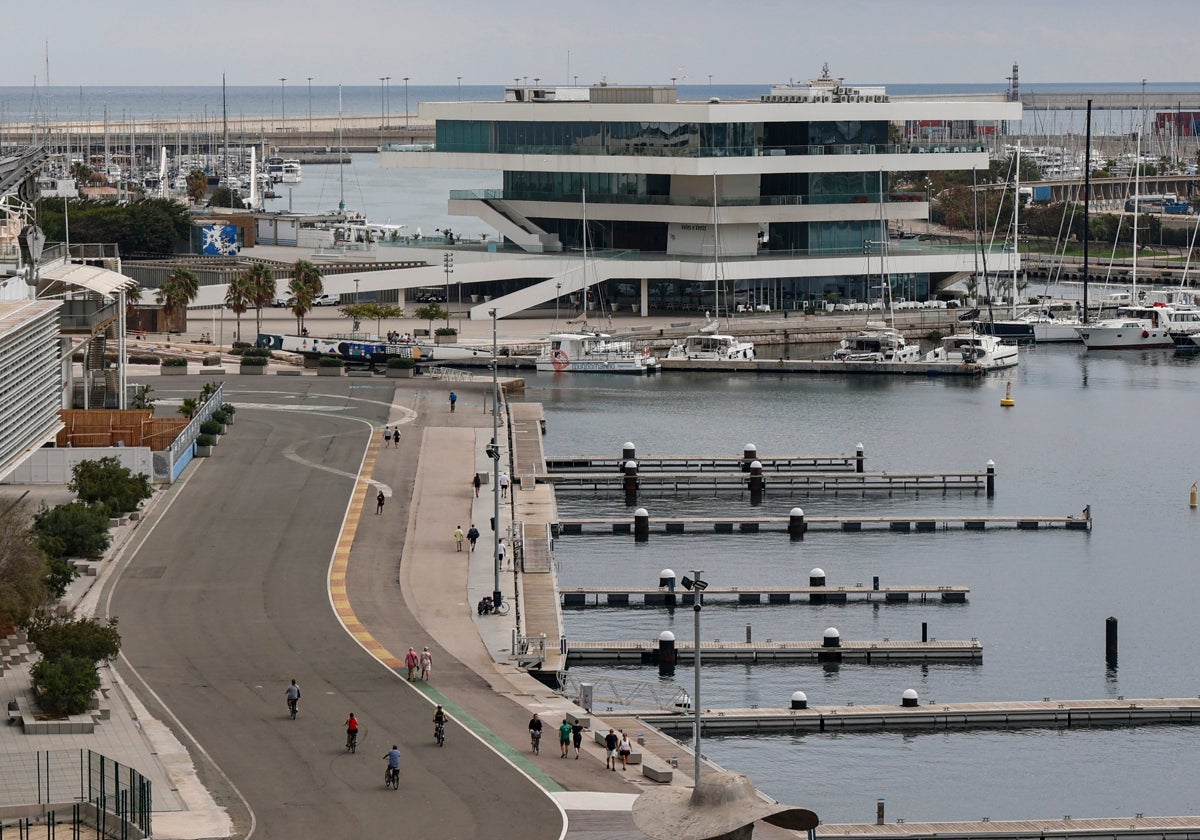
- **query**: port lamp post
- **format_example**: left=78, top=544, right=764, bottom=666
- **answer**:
left=489, top=308, right=502, bottom=609
left=403, top=77, right=410, bottom=129
left=279, top=78, right=287, bottom=129
left=681, top=571, right=707, bottom=785
left=443, top=253, right=454, bottom=324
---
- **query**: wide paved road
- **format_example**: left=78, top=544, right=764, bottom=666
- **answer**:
left=104, top=379, right=561, bottom=839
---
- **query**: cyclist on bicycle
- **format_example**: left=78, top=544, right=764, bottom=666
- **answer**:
left=382, top=745, right=400, bottom=785
left=432, top=704, right=447, bottom=739
left=345, top=713, right=359, bottom=750
left=528, top=712, right=543, bottom=753
left=285, top=679, right=300, bottom=716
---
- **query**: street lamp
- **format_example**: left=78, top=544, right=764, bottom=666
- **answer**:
left=443, top=253, right=454, bottom=324
left=457, top=75, right=462, bottom=101
left=379, top=77, right=386, bottom=147
left=385, top=76, right=391, bottom=127
left=489, top=308, right=502, bottom=610
left=554, top=281, right=562, bottom=329
left=306, top=76, right=313, bottom=133
left=279, top=77, right=286, bottom=129
left=403, top=76, right=410, bottom=129
left=355, top=278, right=360, bottom=306
left=681, top=570, right=708, bottom=785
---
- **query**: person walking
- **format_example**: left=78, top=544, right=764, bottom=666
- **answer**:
left=454, top=525, right=464, bottom=552
left=499, top=471, right=510, bottom=499
left=497, top=538, right=507, bottom=570
left=558, top=719, right=572, bottom=758
left=376, top=490, right=385, bottom=514
left=404, top=646, right=419, bottom=680
left=419, top=646, right=433, bottom=681
left=448, top=391, right=457, bottom=412
left=571, top=720, right=584, bottom=758
left=466, top=524, right=480, bottom=552
left=383, top=425, right=392, bottom=448
left=604, top=729, right=619, bottom=770
left=618, top=731, right=633, bottom=770
left=473, top=473, right=481, bottom=497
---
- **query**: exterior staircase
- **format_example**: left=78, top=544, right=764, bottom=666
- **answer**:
left=0, top=630, right=34, bottom=676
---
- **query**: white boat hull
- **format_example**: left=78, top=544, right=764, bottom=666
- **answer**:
left=1076, top=326, right=1173, bottom=350
left=535, top=355, right=658, bottom=374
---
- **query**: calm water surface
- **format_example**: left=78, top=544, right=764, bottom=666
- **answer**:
left=520, top=344, right=1200, bottom=822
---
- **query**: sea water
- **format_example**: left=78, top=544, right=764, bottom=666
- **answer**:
left=525, top=344, right=1200, bottom=822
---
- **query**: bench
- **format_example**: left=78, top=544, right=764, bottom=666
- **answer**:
left=276, top=369, right=302, bottom=376
left=566, top=712, right=589, bottom=728
left=642, top=764, right=673, bottom=783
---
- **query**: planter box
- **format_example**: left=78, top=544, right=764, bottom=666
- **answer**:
left=240, top=365, right=266, bottom=375
left=385, top=367, right=415, bottom=378
left=435, top=334, right=458, bottom=344
left=218, top=424, right=228, bottom=434
left=194, top=445, right=212, bottom=457
left=318, top=367, right=344, bottom=376
left=160, top=366, right=188, bottom=376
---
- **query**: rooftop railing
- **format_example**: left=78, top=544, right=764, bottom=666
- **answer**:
left=450, top=188, right=927, bottom=207
left=421, top=141, right=991, bottom=158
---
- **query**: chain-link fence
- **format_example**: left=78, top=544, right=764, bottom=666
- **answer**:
left=0, top=749, right=151, bottom=839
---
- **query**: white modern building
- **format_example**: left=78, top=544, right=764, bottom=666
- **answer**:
left=378, top=71, right=1021, bottom=319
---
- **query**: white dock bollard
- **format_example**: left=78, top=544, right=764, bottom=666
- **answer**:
left=901, top=689, right=919, bottom=708
left=791, top=691, right=808, bottom=710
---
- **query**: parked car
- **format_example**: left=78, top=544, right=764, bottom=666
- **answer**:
left=272, top=296, right=293, bottom=308
left=312, top=293, right=340, bottom=306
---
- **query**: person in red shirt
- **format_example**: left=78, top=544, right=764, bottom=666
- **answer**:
left=345, top=713, right=359, bottom=751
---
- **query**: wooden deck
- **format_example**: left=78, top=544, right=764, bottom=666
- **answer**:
left=560, top=585, right=969, bottom=607
left=639, top=697, right=1200, bottom=736
left=567, top=639, right=982, bottom=665
left=556, top=514, right=1091, bottom=533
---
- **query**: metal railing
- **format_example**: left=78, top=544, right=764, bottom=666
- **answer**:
left=449, top=188, right=926, bottom=208
left=0, top=749, right=151, bottom=839
left=511, top=632, right=547, bottom=667
left=557, top=671, right=691, bottom=713
left=430, top=140, right=991, bottom=159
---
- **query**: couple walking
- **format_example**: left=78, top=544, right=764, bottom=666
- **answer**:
left=405, top=646, right=432, bottom=681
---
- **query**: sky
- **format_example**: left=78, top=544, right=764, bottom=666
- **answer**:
left=8, top=0, right=1199, bottom=88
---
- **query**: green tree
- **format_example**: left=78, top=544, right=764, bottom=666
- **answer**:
left=243, top=262, right=277, bottom=336
left=415, top=303, right=448, bottom=335
left=209, top=186, right=245, bottom=209
left=156, top=267, right=199, bottom=326
left=32, top=502, right=112, bottom=559
left=35, top=197, right=190, bottom=257
left=289, top=260, right=322, bottom=333
left=186, top=169, right=208, bottom=203
left=26, top=615, right=121, bottom=664
left=30, top=655, right=101, bottom=716
left=68, top=457, right=153, bottom=517
left=225, top=272, right=254, bottom=343
left=178, top=397, right=198, bottom=420
left=369, top=302, right=405, bottom=335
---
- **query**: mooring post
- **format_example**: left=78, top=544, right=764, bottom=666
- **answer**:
left=748, top=460, right=765, bottom=505
left=634, top=507, right=650, bottom=542
left=623, top=460, right=639, bottom=506
left=986, top=459, right=996, bottom=498
left=789, top=507, right=807, bottom=540
left=660, top=568, right=676, bottom=607
left=877, top=798, right=886, bottom=825
left=745, top=624, right=752, bottom=643
left=819, top=627, right=842, bottom=662
left=856, top=442, right=865, bottom=474
left=1106, top=616, right=1118, bottom=665
left=742, top=443, right=757, bottom=472
left=658, top=630, right=676, bottom=676
left=921, top=621, right=928, bottom=643
left=621, top=441, right=636, bottom=470
left=901, top=689, right=919, bottom=707
left=810, top=567, right=826, bottom=605
left=791, top=691, right=808, bottom=710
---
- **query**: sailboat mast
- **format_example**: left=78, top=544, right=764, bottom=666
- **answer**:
left=338, top=85, right=345, bottom=213
left=1133, top=121, right=1141, bottom=299
left=712, top=172, right=721, bottom=320
left=1012, top=142, right=1020, bottom=318
left=581, top=188, right=588, bottom=321
left=222, top=74, right=229, bottom=193
left=1083, top=99, right=1092, bottom=323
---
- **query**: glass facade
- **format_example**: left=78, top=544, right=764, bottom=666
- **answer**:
left=504, top=171, right=670, bottom=203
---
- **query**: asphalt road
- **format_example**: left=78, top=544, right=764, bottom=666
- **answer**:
left=103, top=379, right=561, bottom=839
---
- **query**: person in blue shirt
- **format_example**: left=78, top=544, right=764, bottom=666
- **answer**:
left=449, top=391, right=458, bottom=412
left=382, top=745, right=401, bottom=785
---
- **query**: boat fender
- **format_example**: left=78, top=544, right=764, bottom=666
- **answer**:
left=1142, top=330, right=1150, bottom=339
left=642, top=347, right=652, bottom=357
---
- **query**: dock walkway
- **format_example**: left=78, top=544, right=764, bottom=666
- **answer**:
left=567, top=639, right=982, bottom=665
left=819, top=815, right=1200, bottom=840
left=639, top=697, right=1200, bottom=736
left=544, top=470, right=989, bottom=495
left=556, top=513, right=1091, bottom=534
left=560, top=584, right=969, bottom=607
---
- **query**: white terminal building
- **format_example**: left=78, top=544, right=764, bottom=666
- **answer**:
left=378, top=70, right=1021, bottom=320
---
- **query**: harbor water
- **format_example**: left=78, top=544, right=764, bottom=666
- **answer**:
left=526, top=344, right=1200, bottom=823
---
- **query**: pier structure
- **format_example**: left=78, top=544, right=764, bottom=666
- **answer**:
left=566, top=638, right=982, bottom=665
left=560, top=583, right=968, bottom=608
left=638, top=696, right=1200, bottom=736
left=555, top=511, right=1091, bottom=535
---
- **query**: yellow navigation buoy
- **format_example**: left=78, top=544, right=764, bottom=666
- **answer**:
left=1000, top=382, right=1015, bottom=408
left=1190, top=482, right=1198, bottom=509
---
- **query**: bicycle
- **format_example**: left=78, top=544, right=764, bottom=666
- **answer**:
left=346, top=731, right=358, bottom=753
left=530, top=728, right=541, bottom=755
left=385, top=765, right=399, bottom=790
left=493, top=599, right=511, bottom=616
left=288, top=698, right=298, bottom=720
left=434, top=721, right=445, bottom=747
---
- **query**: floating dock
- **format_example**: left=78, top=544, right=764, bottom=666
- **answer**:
left=639, top=697, right=1200, bottom=736
left=560, top=585, right=968, bottom=607
left=555, top=513, right=1091, bottom=535
left=546, top=453, right=861, bottom=473
left=542, top=470, right=989, bottom=495
left=565, top=639, right=981, bottom=665
left=819, top=815, right=1200, bottom=840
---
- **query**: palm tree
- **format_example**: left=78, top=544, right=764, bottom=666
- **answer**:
left=185, top=169, right=207, bottom=203
left=289, top=260, right=322, bottom=334
left=154, top=268, right=198, bottom=332
left=243, top=262, right=277, bottom=336
left=225, top=274, right=254, bottom=343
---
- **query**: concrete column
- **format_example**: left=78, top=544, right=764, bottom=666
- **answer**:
left=640, top=277, right=649, bottom=317
left=398, top=288, right=406, bottom=309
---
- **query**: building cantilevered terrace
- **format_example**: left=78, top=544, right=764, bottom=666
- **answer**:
left=380, top=70, right=1021, bottom=320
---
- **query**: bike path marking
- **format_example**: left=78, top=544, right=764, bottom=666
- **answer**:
left=328, top=427, right=564, bottom=794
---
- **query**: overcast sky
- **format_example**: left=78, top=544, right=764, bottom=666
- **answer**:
left=9, top=0, right=1196, bottom=88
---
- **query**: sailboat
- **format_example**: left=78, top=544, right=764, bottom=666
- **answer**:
left=974, top=146, right=1035, bottom=344
left=535, top=191, right=659, bottom=374
left=667, top=176, right=756, bottom=363
left=1076, top=124, right=1176, bottom=350
left=833, top=171, right=921, bottom=363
